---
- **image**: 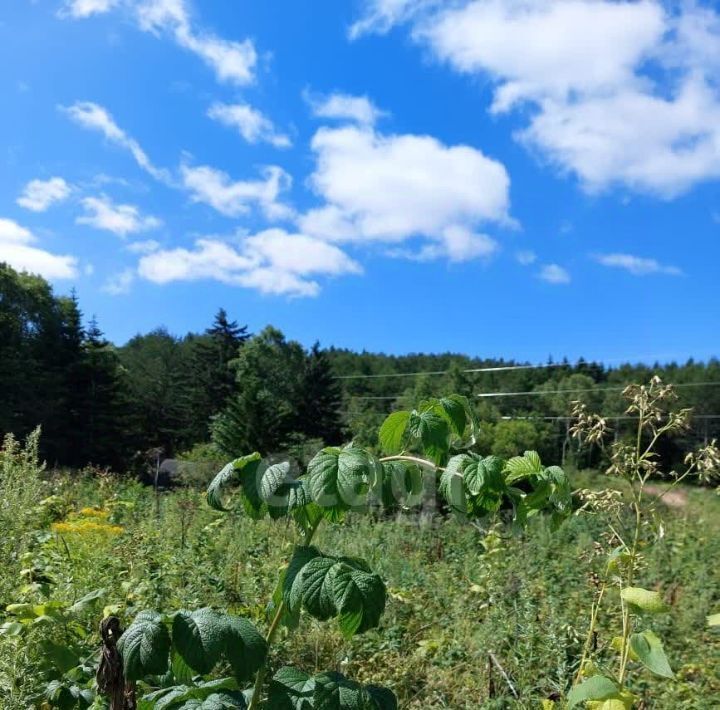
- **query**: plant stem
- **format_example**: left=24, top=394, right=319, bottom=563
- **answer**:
left=379, top=454, right=442, bottom=471
left=574, top=581, right=606, bottom=685
left=618, top=406, right=645, bottom=687
left=247, top=518, right=322, bottom=710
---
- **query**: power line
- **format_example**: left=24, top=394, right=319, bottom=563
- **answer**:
left=475, top=381, right=720, bottom=398
left=348, top=381, right=720, bottom=401
left=334, top=362, right=564, bottom=381
left=499, top=414, right=720, bottom=421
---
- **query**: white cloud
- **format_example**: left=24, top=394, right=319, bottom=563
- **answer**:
left=0, top=218, right=78, bottom=279
left=126, top=239, right=161, bottom=254
left=137, top=228, right=361, bottom=297
left=360, top=0, right=720, bottom=197
left=515, top=249, right=537, bottom=266
left=17, top=177, right=72, bottom=212
left=594, top=253, right=682, bottom=276
left=62, top=101, right=170, bottom=182
left=181, top=163, right=293, bottom=219
left=538, top=263, right=570, bottom=284
left=299, top=120, right=511, bottom=262
left=135, top=0, right=256, bottom=85
left=62, top=0, right=256, bottom=85
left=61, top=0, right=119, bottom=18
left=207, top=103, right=291, bottom=148
left=103, top=268, right=135, bottom=295
left=349, top=0, right=438, bottom=39
left=307, top=92, right=384, bottom=126
left=77, top=195, right=162, bottom=236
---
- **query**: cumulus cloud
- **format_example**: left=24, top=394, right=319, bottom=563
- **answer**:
left=207, top=102, right=291, bottom=148
left=0, top=218, right=78, bottom=279
left=61, top=0, right=119, bottom=18
left=538, top=263, right=570, bottom=284
left=17, top=177, right=72, bottom=212
left=61, top=101, right=170, bottom=182
left=355, top=0, right=720, bottom=197
left=593, top=253, right=683, bottom=276
left=62, top=0, right=256, bottom=85
left=299, top=114, right=511, bottom=262
left=306, top=92, right=384, bottom=126
left=77, top=195, right=162, bottom=236
left=181, top=163, right=293, bottom=220
left=137, top=228, right=361, bottom=297
left=135, top=0, right=256, bottom=85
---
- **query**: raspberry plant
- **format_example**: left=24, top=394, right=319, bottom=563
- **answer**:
left=107, top=395, right=573, bottom=709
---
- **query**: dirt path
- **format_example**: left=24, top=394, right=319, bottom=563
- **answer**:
left=643, top=484, right=689, bottom=509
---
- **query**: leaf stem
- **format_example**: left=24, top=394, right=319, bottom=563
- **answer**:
left=379, top=454, right=443, bottom=471
left=248, top=518, right=322, bottom=710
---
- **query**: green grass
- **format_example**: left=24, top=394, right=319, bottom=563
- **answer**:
left=1, top=467, right=719, bottom=709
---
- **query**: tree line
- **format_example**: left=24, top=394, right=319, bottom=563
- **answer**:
left=1, top=263, right=718, bottom=475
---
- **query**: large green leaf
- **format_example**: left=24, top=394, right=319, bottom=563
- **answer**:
left=434, top=395, right=468, bottom=438
left=378, top=411, right=410, bottom=454
left=439, top=458, right=467, bottom=514
left=172, top=609, right=227, bottom=675
left=313, top=672, right=375, bottom=710
left=152, top=680, right=246, bottom=710
left=567, top=675, right=621, bottom=709
left=504, top=451, right=543, bottom=483
left=206, top=453, right=262, bottom=513
left=708, top=612, right=720, bottom=627
left=630, top=630, right=673, bottom=678
left=223, top=615, right=267, bottom=682
left=407, top=410, right=449, bottom=464
left=620, top=587, right=670, bottom=614
left=365, top=686, right=397, bottom=710
left=267, top=666, right=315, bottom=710
left=379, top=461, right=423, bottom=509
left=307, top=448, right=373, bottom=519
left=117, top=610, right=170, bottom=681
left=284, top=548, right=385, bottom=637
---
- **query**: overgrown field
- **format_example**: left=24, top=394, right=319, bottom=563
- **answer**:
left=1, top=446, right=718, bottom=709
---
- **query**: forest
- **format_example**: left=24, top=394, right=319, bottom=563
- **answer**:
left=2, top=262, right=720, bottom=709
left=2, top=262, right=718, bottom=476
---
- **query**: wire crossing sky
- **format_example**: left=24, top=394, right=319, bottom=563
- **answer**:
left=1, top=1, right=719, bottom=361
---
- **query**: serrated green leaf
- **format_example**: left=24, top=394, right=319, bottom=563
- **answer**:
left=223, top=615, right=267, bottom=682
left=267, top=666, right=315, bottom=710
left=283, top=549, right=385, bottom=637
left=308, top=448, right=372, bottom=519
left=439, top=458, right=467, bottom=514
left=313, top=672, right=375, bottom=710
left=172, top=609, right=227, bottom=675
left=567, top=675, right=621, bottom=709
left=629, top=630, right=673, bottom=678
left=117, top=610, right=170, bottom=681
left=378, top=411, right=410, bottom=454
left=380, top=461, right=423, bottom=509
left=207, top=454, right=262, bottom=513
left=620, top=587, right=670, bottom=614
left=435, top=395, right=468, bottom=438
left=504, top=451, right=543, bottom=483
left=407, top=410, right=449, bottom=464
left=284, top=546, right=324, bottom=615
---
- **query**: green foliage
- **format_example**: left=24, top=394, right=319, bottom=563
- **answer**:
left=118, top=610, right=171, bottom=680
left=283, top=547, right=386, bottom=638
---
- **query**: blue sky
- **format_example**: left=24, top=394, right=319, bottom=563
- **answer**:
left=1, top=0, right=719, bottom=362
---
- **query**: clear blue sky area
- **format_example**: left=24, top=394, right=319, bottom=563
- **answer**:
left=1, top=1, right=718, bottom=362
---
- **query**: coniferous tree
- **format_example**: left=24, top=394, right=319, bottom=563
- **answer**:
left=213, top=327, right=305, bottom=456
left=185, top=309, right=250, bottom=441
left=296, top=343, right=344, bottom=445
